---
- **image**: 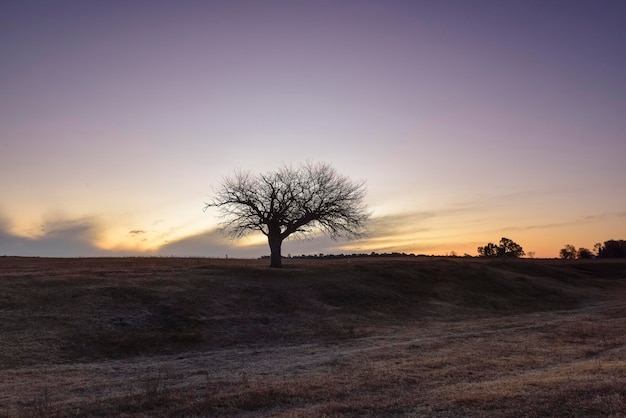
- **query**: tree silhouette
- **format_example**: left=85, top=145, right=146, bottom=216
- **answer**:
left=559, top=244, right=577, bottom=260
left=597, top=240, right=626, bottom=258
left=594, top=242, right=603, bottom=257
left=478, top=237, right=525, bottom=258
left=205, top=162, right=369, bottom=268
left=577, top=247, right=593, bottom=259
left=477, top=242, right=499, bottom=257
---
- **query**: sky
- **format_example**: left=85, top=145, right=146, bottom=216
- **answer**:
left=1, top=0, right=625, bottom=259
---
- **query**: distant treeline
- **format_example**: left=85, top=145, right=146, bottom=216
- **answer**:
left=259, top=239, right=626, bottom=261
left=261, top=252, right=428, bottom=260
left=560, top=239, right=626, bottom=260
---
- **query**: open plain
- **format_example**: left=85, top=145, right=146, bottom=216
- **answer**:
left=1, top=256, right=625, bottom=417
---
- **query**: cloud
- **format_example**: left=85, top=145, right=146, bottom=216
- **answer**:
left=282, top=234, right=355, bottom=256
left=338, top=209, right=461, bottom=252
left=583, top=212, right=626, bottom=221
left=0, top=217, right=119, bottom=257
left=3, top=204, right=559, bottom=258
left=280, top=210, right=461, bottom=256
left=502, top=222, right=575, bottom=232
left=366, top=211, right=436, bottom=236
left=156, top=227, right=374, bottom=258
left=503, top=212, right=626, bottom=232
left=156, top=228, right=265, bottom=258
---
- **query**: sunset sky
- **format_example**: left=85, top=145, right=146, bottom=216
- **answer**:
left=1, top=1, right=625, bottom=258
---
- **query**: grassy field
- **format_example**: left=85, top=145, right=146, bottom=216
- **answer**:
left=1, top=256, right=625, bottom=417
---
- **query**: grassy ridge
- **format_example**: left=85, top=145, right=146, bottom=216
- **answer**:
left=1, top=257, right=626, bottom=417
left=1, top=257, right=622, bottom=367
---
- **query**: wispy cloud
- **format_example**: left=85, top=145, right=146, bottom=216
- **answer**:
left=502, top=222, right=575, bottom=232
left=503, top=212, right=626, bottom=232
left=583, top=212, right=626, bottom=221
left=366, top=211, right=436, bottom=236
left=366, top=205, right=476, bottom=234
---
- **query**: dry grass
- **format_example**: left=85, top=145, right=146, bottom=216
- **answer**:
left=0, top=256, right=625, bottom=416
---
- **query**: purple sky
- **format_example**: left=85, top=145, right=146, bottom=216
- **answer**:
left=1, top=1, right=625, bottom=258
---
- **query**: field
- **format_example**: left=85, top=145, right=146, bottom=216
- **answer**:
left=1, top=256, right=625, bottom=417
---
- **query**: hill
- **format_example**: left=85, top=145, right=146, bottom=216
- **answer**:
left=1, top=256, right=625, bottom=416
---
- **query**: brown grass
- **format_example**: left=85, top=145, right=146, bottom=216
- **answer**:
left=0, top=256, right=625, bottom=416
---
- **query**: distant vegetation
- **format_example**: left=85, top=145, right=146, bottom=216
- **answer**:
left=477, top=237, right=525, bottom=258
left=258, top=238, right=626, bottom=261
left=263, top=252, right=424, bottom=260
left=560, top=239, right=626, bottom=259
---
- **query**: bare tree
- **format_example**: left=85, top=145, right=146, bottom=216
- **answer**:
left=205, top=162, right=369, bottom=267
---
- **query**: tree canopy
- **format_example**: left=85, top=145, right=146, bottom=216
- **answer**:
left=595, top=240, right=626, bottom=258
left=559, top=244, right=577, bottom=260
left=560, top=240, right=626, bottom=259
left=477, top=237, right=525, bottom=258
left=205, top=162, right=369, bottom=267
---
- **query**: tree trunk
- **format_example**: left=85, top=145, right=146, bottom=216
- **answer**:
left=268, top=234, right=283, bottom=268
